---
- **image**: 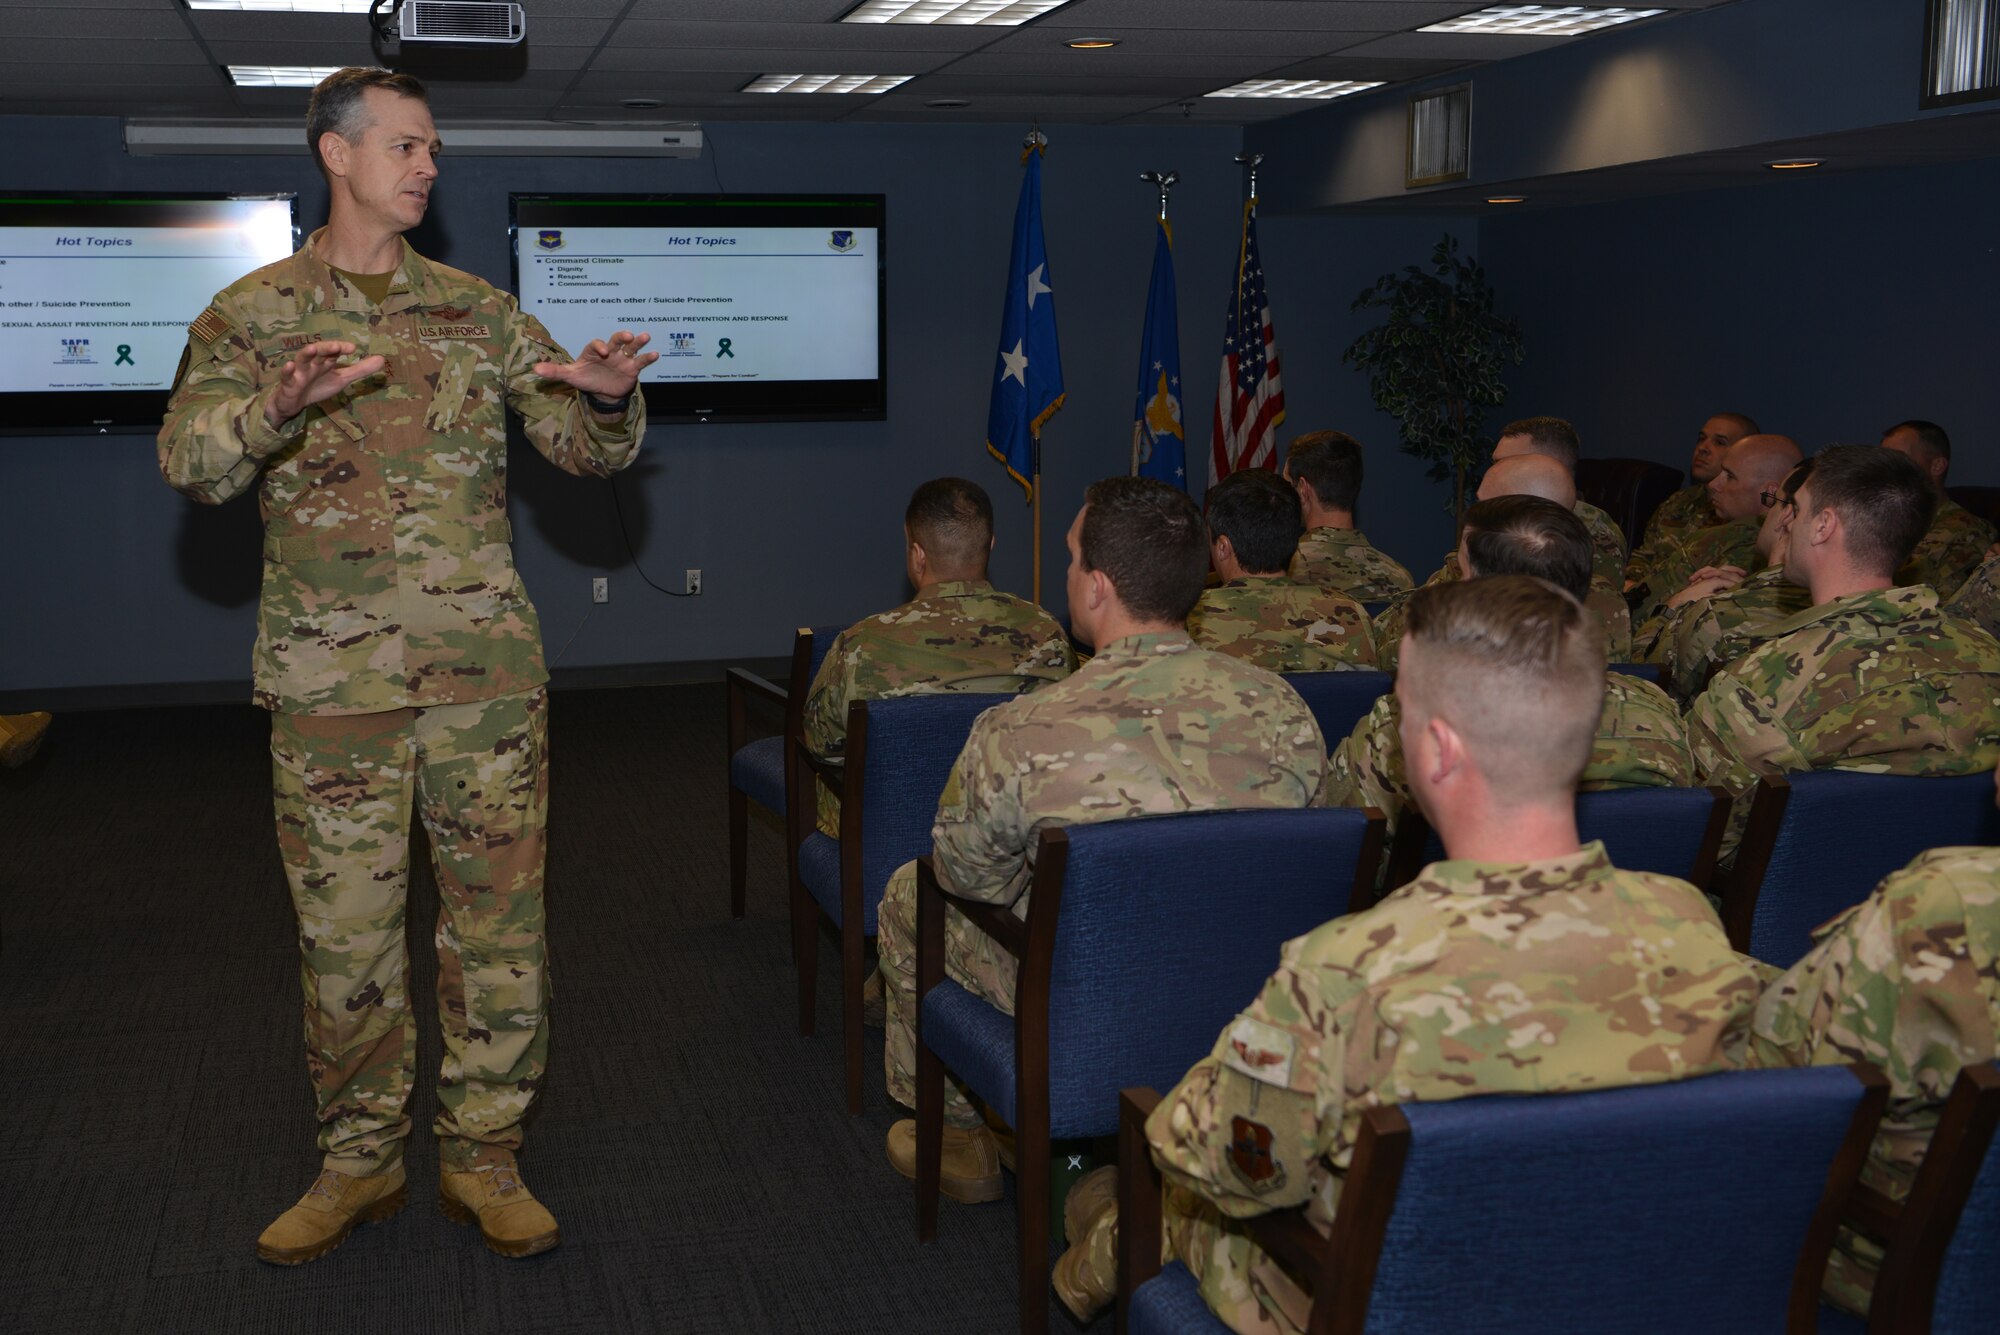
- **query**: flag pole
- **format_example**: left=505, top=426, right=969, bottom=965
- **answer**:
left=1134, top=170, right=1179, bottom=476
left=1031, top=432, right=1042, bottom=604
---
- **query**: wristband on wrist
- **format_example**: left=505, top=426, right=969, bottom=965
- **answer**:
left=583, top=389, right=633, bottom=415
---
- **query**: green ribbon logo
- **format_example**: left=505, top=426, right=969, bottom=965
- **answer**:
left=716, top=338, right=734, bottom=359
left=115, top=345, right=134, bottom=365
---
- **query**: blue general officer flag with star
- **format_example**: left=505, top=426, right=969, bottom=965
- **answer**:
left=985, top=145, right=1064, bottom=498
left=1131, top=217, right=1185, bottom=487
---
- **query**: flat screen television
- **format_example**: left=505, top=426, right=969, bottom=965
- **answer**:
left=508, top=193, right=887, bottom=423
left=0, top=193, right=300, bottom=434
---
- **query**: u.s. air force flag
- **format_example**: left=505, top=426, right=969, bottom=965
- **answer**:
left=1131, top=217, right=1184, bottom=487
left=985, top=144, right=1064, bottom=499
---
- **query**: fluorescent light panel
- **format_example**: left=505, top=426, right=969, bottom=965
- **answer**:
left=1206, top=79, right=1384, bottom=100
left=743, top=74, right=913, bottom=94
left=841, top=1, right=1068, bottom=26
left=227, top=65, right=345, bottom=87
left=1420, top=5, right=1666, bottom=36
left=189, top=2, right=380, bottom=12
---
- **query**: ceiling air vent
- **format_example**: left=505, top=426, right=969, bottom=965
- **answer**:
left=399, top=1, right=526, bottom=45
left=1407, top=83, right=1471, bottom=188
left=1924, top=0, right=2000, bottom=107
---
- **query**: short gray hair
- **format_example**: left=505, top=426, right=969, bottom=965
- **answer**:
left=306, top=66, right=429, bottom=178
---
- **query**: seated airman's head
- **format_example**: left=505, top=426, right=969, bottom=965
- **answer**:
left=1457, top=495, right=1593, bottom=600
left=1204, top=469, right=1304, bottom=580
left=1066, top=477, right=1207, bottom=648
left=904, top=477, right=995, bottom=589
left=1784, top=444, right=1936, bottom=587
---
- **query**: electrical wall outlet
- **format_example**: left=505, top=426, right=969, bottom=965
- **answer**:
left=591, top=577, right=609, bottom=604
left=685, top=568, right=702, bottom=596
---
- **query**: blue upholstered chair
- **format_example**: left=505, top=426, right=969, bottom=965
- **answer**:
left=1818, top=1062, right=2000, bottom=1335
left=1281, top=670, right=1393, bottom=749
left=1119, top=1064, right=1890, bottom=1335
left=794, top=691, right=1011, bottom=1113
left=1609, top=661, right=1662, bottom=685
left=913, top=806, right=1387, bottom=1335
left=724, top=625, right=841, bottom=919
left=1723, top=770, right=2000, bottom=967
left=1380, top=784, right=1730, bottom=903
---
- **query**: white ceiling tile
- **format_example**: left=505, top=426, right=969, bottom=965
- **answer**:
left=1051, top=0, right=1474, bottom=31
left=979, top=25, right=1386, bottom=56
left=609, top=19, right=996, bottom=51
left=4, top=6, right=199, bottom=39
left=1334, top=31, right=1574, bottom=59
left=589, top=46, right=954, bottom=74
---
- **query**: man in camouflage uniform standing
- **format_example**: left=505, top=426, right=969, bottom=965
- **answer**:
left=157, top=68, right=654, bottom=1264
left=1749, top=768, right=2000, bottom=1320
left=1135, top=576, right=1758, bottom=1335
left=1636, top=459, right=1813, bottom=705
left=1328, top=496, right=1690, bottom=839
left=1190, top=468, right=1376, bottom=672
left=803, top=476, right=1073, bottom=838
left=1623, top=433, right=1801, bottom=622
left=1279, top=431, right=1412, bottom=602
left=1880, top=419, right=1995, bottom=598
left=1636, top=411, right=1759, bottom=548
left=1689, top=445, right=2000, bottom=863
left=874, top=477, right=1330, bottom=1204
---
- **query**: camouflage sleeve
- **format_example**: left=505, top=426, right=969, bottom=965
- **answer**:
left=802, top=628, right=856, bottom=763
left=500, top=295, right=645, bottom=478
left=1686, top=670, right=1813, bottom=858
left=1931, top=524, right=1997, bottom=601
left=1946, top=554, right=2000, bottom=639
left=156, top=300, right=306, bottom=505
left=1746, top=900, right=1881, bottom=1070
left=929, top=710, right=1033, bottom=906
left=1323, top=697, right=1406, bottom=828
left=1146, top=943, right=1351, bottom=1218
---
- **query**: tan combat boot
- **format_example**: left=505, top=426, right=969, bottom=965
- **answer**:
left=885, top=1119, right=1004, bottom=1203
left=255, top=1164, right=407, bottom=1265
left=440, top=1160, right=561, bottom=1257
left=0, top=712, right=51, bottom=768
left=1052, top=1167, right=1119, bottom=1323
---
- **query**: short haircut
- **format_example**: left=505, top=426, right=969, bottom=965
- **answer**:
left=1284, top=430, right=1364, bottom=512
left=905, top=477, right=994, bottom=571
left=1401, top=575, right=1606, bottom=799
left=1884, top=419, right=1951, bottom=461
left=1080, top=476, right=1209, bottom=623
left=307, top=67, right=429, bottom=178
left=1497, top=416, right=1581, bottom=470
left=1459, top=496, right=1593, bottom=601
left=1205, top=469, right=1305, bottom=575
left=1714, top=411, right=1761, bottom=435
left=1802, top=444, right=1937, bottom=577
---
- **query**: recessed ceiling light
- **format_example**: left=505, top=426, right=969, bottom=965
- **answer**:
left=1766, top=158, right=1823, bottom=170
left=743, top=74, right=914, bottom=94
left=926, top=98, right=971, bottom=109
left=1486, top=196, right=1527, bottom=204
left=226, top=65, right=344, bottom=88
left=842, top=1, right=1068, bottom=25
left=1420, top=6, right=1667, bottom=37
left=190, top=2, right=378, bottom=12
left=1064, top=38, right=1118, bottom=49
left=621, top=98, right=663, bottom=110
left=1206, top=79, right=1385, bottom=100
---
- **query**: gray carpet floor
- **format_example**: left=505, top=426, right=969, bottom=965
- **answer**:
left=0, top=684, right=1084, bottom=1334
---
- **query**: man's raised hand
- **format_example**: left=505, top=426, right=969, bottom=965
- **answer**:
left=264, top=341, right=387, bottom=428
left=533, top=330, right=659, bottom=403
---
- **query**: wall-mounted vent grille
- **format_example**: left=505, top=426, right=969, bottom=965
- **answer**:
left=1925, top=0, right=2000, bottom=107
left=399, top=1, right=526, bottom=44
left=1407, top=84, right=1471, bottom=188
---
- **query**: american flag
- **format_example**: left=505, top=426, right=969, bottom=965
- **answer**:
left=1209, top=197, right=1285, bottom=484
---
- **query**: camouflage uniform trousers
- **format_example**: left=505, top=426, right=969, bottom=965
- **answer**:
left=270, top=685, right=550, bottom=1176
left=877, top=857, right=1016, bottom=1129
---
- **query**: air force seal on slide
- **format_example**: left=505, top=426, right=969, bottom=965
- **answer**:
left=828, top=229, right=856, bottom=252
left=536, top=229, right=564, bottom=251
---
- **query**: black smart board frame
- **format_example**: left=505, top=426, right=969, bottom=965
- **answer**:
left=0, top=192, right=300, bottom=436
left=508, top=193, right=888, bottom=425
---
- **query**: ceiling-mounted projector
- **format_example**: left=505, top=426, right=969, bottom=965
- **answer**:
left=397, top=1, right=526, bottom=46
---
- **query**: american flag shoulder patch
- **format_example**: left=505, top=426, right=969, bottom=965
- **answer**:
left=189, top=306, right=230, bottom=346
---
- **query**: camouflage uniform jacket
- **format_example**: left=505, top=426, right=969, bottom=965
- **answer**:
left=1898, top=496, right=1996, bottom=601
left=1188, top=577, right=1377, bottom=674
left=1325, top=671, right=1694, bottom=832
left=1687, top=586, right=2000, bottom=861
left=1749, top=845, right=2000, bottom=1315
left=930, top=631, right=1328, bottom=912
left=1148, top=842, right=1759, bottom=1335
left=1286, top=527, right=1413, bottom=603
left=1638, top=565, right=1814, bottom=706
left=1945, top=551, right=2000, bottom=639
left=1639, top=483, right=1717, bottom=549
left=158, top=228, right=644, bottom=715
left=1624, top=519, right=1762, bottom=621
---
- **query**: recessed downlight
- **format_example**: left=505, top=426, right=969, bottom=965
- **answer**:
left=1486, top=196, right=1527, bottom=204
left=1766, top=158, right=1823, bottom=170
left=925, top=97, right=971, bottom=109
left=621, top=98, right=663, bottom=110
left=1064, top=38, right=1118, bottom=49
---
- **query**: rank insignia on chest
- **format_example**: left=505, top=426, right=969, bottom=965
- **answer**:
left=418, top=323, right=491, bottom=341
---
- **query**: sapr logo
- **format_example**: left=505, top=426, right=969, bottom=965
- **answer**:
left=664, top=330, right=699, bottom=356
left=58, top=337, right=94, bottom=364
left=536, top=229, right=564, bottom=251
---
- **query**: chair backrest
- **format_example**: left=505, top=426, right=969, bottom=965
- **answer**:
left=1282, top=671, right=1393, bottom=747
left=1931, top=1064, right=2000, bottom=1334
left=1730, top=769, right=2000, bottom=967
left=1348, top=1066, right=1881, bottom=1335
left=1608, top=662, right=1661, bottom=685
left=1948, top=484, right=2000, bottom=531
left=850, top=692, right=1013, bottom=901
left=1037, top=808, right=1381, bottom=1139
left=1575, top=457, right=1685, bottom=555
left=805, top=623, right=847, bottom=687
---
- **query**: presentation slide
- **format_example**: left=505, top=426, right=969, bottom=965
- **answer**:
left=0, top=198, right=296, bottom=396
left=516, top=224, right=880, bottom=384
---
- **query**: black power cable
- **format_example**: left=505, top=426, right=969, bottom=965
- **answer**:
left=609, top=472, right=697, bottom=597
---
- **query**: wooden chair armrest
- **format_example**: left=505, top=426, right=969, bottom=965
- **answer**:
left=725, top=666, right=788, bottom=709
left=1117, top=1088, right=1165, bottom=1335
left=938, top=891, right=1029, bottom=961
left=725, top=667, right=786, bottom=753
left=1245, top=1208, right=1332, bottom=1288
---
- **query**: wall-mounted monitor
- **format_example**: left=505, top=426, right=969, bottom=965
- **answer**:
left=0, top=193, right=300, bottom=434
left=509, top=193, right=887, bottom=423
